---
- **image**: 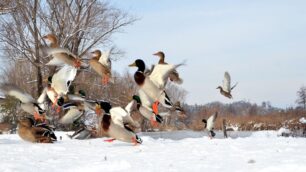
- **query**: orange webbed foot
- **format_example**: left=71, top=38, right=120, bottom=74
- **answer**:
left=150, top=116, right=158, bottom=128
left=34, top=112, right=45, bottom=122
left=52, top=97, right=58, bottom=109
left=56, top=106, right=61, bottom=113
left=152, top=101, right=159, bottom=115
left=102, top=76, right=109, bottom=85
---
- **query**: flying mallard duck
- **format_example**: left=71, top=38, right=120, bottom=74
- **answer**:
left=18, top=117, right=56, bottom=143
left=129, top=59, right=183, bottom=116
left=202, top=112, right=218, bottom=138
left=0, top=84, right=46, bottom=121
left=153, top=51, right=183, bottom=84
left=89, top=50, right=112, bottom=84
left=217, top=71, right=238, bottom=99
left=43, top=34, right=82, bottom=68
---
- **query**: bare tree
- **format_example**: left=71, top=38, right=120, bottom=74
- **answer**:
left=296, top=86, right=306, bottom=109
left=0, top=0, right=136, bottom=96
left=0, top=0, right=15, bottom=15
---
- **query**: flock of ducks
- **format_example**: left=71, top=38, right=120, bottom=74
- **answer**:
left=0, top=34, right=238, bottom=144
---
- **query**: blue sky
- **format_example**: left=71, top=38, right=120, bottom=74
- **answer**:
left=110, top=0, right=306, bottom=108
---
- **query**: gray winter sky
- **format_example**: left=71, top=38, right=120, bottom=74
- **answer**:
left=110, top=0, right=306, bottom=108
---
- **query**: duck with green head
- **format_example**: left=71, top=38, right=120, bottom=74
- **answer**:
left=98, top=101, right=142, bottom=145
left=129, top=59, right=184, bottom=117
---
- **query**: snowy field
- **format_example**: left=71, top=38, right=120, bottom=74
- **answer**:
left=0, top=131, right=306, bottom=172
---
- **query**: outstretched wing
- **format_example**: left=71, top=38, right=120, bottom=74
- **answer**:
left=51, top=65, right=77, bottom=95
left=46, top=57, right=65, bottom=66
left=60, top=102, right=84, bottom=124
left=231, top=82, right=238, bottom=90
left=98, top=51, right=111, bottom=69
left=110, top=107, right=127, bottom=128
left=0, top=84, right=35, bottom=103
left=60, top=108, right=83, bottom=124
left=46, top=48, right=79, bottom=67
left=37, top=88, right=48, bottom=110
left=112, top=105, right=140, bottom=128
left=125, top=100, right=136, bottom=113
left=222, top=71, right=231, bottom=93
left=149, top=63, right=183, bottom=89
left=207, top=112, right=218, bottom=131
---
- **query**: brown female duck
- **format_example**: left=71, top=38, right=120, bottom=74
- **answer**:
left=89, top=50, right=112, bottom=84
left=18, top=118, right=56, bottom=143
left=153, top=51, right=183, bottom=84
left=43, top=34, right=81, bottom=68
left=216, top=71, right=238, bottom=99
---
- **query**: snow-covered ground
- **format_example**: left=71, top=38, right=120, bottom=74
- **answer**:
left=0, top=131, right=305, bottom=172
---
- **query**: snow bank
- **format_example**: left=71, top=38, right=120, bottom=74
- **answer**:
left=0, top=131, right=306, bottom=172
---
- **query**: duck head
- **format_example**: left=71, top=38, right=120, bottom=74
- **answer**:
left=132, top=95, right=141, bottom=109
left=42, top=34, right=58, bottom=48
left=47, top=76, right=52, bottom=86
left=128, top=59, right=145, bottom=72
left=129, top=59, right=146, bottom=85
left=78, top=90, right=86, bottom=98
left=98, top=101, right=112, bottom=114
left=153, top=51, right=165, bottom=63
left=216, top=86, right=222, bottom=90
left=57, top=97, right=65, bottom=106
left=91, top=50, right=102, bottom=59
left=202, top=119, right=207, bottom=128
left=98, top=101, right=112, bottom=131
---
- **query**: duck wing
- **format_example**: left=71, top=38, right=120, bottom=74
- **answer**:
left=67, top=94, right=86, bottom=101
left=149, top=63, right=183, bottom=89
left=111, top=106, right=139, bottom=128
left=46, top=48, right=79, bottom=67
left=37, top=88, right=48, bottom=110
left=60, top=102, right=84, bottom=124
left=98, top=51, right=111, bottom=69
left=51, top=65, right=77, bottom=95
left=222, top=71, right=231, bottom=93
left=206, top=112, right=218, bottom=131
left=89, top=59, right=110, bottom=76
left=124, top=99, right=136, bottom=113
left=0, top=84, right=35, bottom=103
left=231, top=82, right=238, bottom=90
left=110, top=107, right=127, bottom=128
left=46, top=56, right=66, bottom=66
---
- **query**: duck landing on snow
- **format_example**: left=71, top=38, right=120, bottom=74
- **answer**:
left=202, top=112, right=218, bottom=138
